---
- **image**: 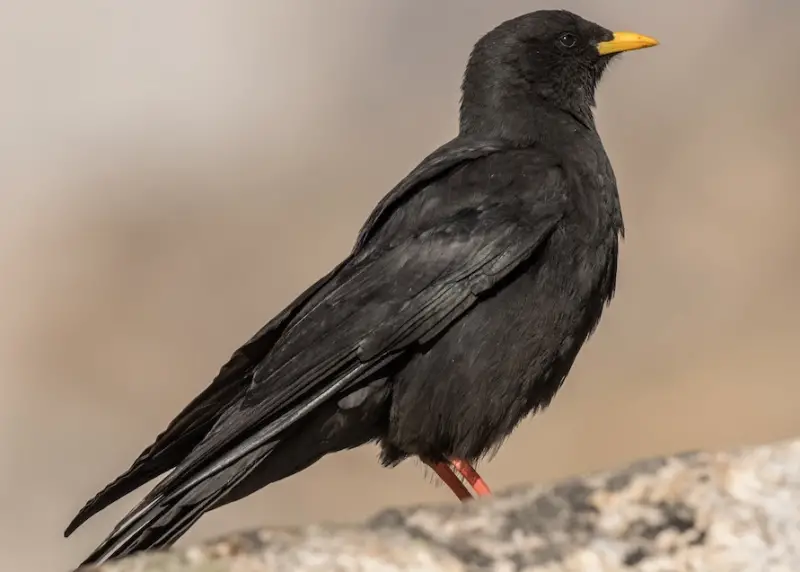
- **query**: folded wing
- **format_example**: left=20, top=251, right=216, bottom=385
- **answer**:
left=81, top=186, right=566, bottom=563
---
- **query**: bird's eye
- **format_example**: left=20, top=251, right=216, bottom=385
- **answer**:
left=558, top=33, right=577, bottom=48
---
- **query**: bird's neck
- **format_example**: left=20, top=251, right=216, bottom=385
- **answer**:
left=459, top=91, right=596, bottom=143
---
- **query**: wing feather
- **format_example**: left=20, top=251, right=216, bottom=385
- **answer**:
left=73, top=142, right=570, bottom=566
left=140, top=199, right=565, bottom=502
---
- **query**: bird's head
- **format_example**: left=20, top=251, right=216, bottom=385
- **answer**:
left=459, top=10, right=658, bottom=138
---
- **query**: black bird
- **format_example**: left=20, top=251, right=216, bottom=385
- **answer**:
left=66, top=10, right=658, bottom=566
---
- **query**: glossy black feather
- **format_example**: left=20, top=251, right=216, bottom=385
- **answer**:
left=69, top=9, right=638, bottom=567
left=78, top=154, right=566, bottom=564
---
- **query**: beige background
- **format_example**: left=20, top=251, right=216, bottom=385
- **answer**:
left=2, top=2, right=799, bottom=570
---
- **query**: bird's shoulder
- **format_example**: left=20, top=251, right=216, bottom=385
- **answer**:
left=353, top=137, right=507, bottom=250
left=358, top=141, right=573, bottom=252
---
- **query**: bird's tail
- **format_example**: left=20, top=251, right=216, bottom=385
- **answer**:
left=65, top=354, right=255, bottom=538
left=77, top=440, right=274, bottom=568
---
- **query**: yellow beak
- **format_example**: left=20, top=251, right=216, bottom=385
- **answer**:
left=596, top=31, right=659, bottom=56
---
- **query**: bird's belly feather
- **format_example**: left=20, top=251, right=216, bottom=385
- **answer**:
left=383, top=233, right=617, bottom=462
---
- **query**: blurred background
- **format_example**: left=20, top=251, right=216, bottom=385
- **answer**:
left=2, top=1, right=799, bottom=570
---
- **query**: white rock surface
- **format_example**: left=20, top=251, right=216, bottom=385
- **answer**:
left=83, top=438, right=800, bottom=571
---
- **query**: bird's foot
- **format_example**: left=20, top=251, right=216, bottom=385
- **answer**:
left=450, top=458, right=492, bottom=497
left=428, top=461, right=473, bottom=501
left=426, top=458, right=492, bottom=502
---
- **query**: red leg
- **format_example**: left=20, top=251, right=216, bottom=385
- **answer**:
left=425, top=461, right=474, bottom=502
left=450, top=458, right=492, bottom=497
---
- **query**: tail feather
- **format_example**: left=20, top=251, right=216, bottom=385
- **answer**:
left=65, top=357, right=254, bottom=538
left=78, top=442, right=272, bottom=567
left=67, top=260, right=353, bottom=567
left=65, top=443, right=192, bottom=538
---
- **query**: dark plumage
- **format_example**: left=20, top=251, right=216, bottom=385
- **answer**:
left=66, top=9, right=658, bottom=566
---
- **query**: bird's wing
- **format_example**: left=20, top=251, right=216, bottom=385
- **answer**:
left=177, top=195, right=568, bottom=484
left=65, top=137, right=505, bottom=538
left=81, top=161, right=568, bottom=562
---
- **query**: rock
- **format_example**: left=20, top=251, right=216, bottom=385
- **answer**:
left=81, top=438, right=800, bottom=571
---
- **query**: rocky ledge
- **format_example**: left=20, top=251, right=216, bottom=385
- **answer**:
left=81, top=437, right=800, bottom=571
